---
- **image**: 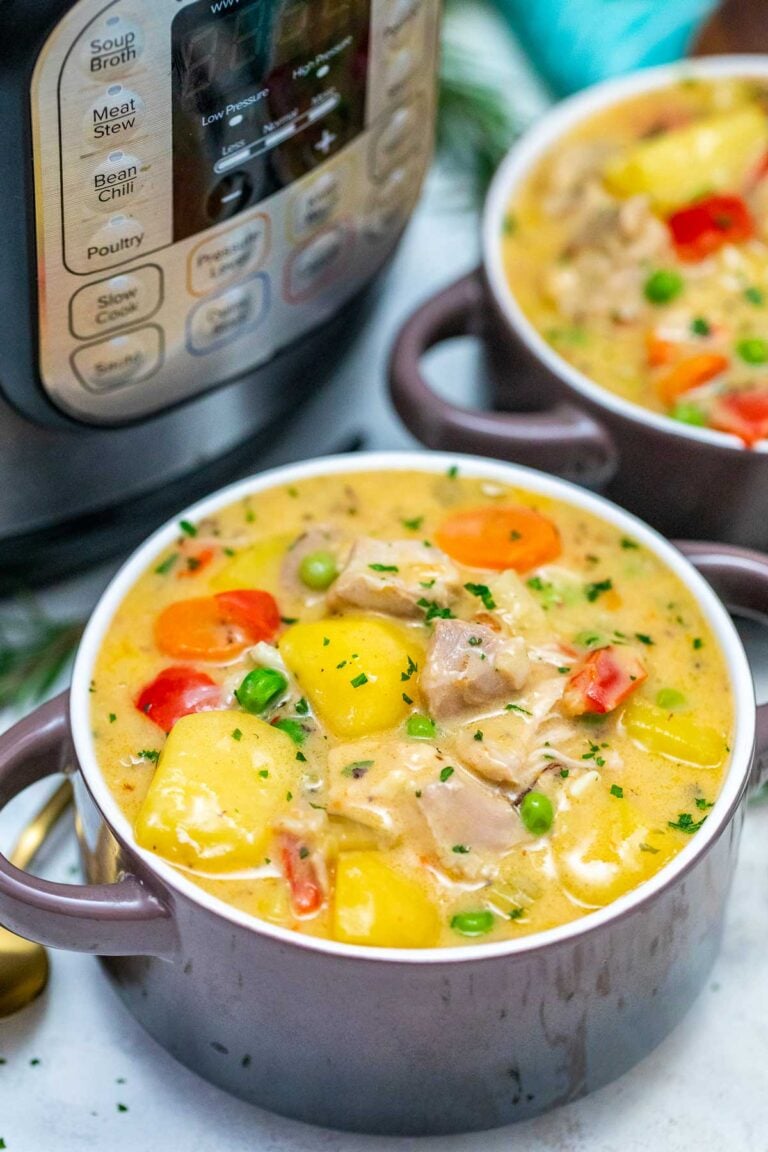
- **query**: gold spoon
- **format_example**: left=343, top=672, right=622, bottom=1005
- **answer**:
left=0, top=780, right=73, bottom=1018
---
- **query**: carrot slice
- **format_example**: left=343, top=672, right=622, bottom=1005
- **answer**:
left=645, top=331, right=677, bottom=368
left=279, top=832, right=324, bottom=916
left=656, top=353, right=729, bottom=406
left=154, top=589, right=280, bottom=661
left=436, top=506, right=561, bottom=571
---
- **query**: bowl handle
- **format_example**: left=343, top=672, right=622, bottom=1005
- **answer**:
left=388, top=269, right=618, bottom=487
left=0, top=692, right=177, bottom=957
left=675, top=541, right=768, bottom=791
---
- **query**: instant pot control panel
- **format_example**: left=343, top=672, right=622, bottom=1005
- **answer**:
left=31, top=0, right=437, bottom=424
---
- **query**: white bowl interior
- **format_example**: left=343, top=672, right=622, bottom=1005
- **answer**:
left=71, top=451, right=757, bottom=963
left=484, top=55, right=768, bottom=454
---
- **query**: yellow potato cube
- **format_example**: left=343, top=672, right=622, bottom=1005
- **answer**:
left=604, top=105, right=768, bottom=211
left=211, top=534, right=293, bottom=592
left=333, top=851, right=440, bottom=948
left=279, top=617, right=421, bottom=738
left=552, top=772, right=674, bottom=908
left=623, top=697, right=726, bottom=767
left=134, top=711, right=297, bottom=871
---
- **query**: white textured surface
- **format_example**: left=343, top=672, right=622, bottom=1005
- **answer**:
left=2, top=14, right=768, bottom=1146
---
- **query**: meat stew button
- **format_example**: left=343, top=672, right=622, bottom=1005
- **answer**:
left=72, top=325, right=163, bottom=392
left=69, top=265, right=162, bottom=340
left=84, top=85, right=145, bottom=146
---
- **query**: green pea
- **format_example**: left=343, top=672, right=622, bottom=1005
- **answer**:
left=298, top=550, right=338, bottom=590
left=644, top=269, right=684, bottom=305
left=656, top=688, right=687, bottom=711
left=406, top=713, right=436, bottom=739
left=671, top=402, right=707, bottom=427
left=273, top=718, right=306, bottom=744
left=736, top=337, right=768, bottom=365
left=520, top=791, right=554, bottom=836
left=450, top=910, right=495, bottom=937
left=235, top=668, right=287, bottom=714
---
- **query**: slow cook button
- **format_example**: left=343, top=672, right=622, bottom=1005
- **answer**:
left=84, top=85, right=145, bottom=146
left=69, top=265, right=162, bottom=340
left=72, top=325, right=163, bottom=392
left=187, top=276, right=269, bottom=354
left=91, top=150, right=145, bottom=212
left=286, top=226, right=350, bottom=301
left=188, top=215, right=269, bottom=296
left=79, top=13, right=144, bottom=80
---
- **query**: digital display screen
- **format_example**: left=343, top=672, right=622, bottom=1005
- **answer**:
left=171, top=0, right=370, bottom=241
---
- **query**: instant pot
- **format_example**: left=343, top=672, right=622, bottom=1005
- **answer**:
left=0, top=0, right=438, bottom=584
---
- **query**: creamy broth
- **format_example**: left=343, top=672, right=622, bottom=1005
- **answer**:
left=503, top=77, right=768, bottom=445
left=92, top=469, right=733, bottom=948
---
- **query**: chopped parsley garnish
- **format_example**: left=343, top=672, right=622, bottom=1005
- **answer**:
left=138, top=749, right=160, bottom=762
left=585, top=578, right=613, bottom=602
left=557, top=666, right=571, bottom=675
left=342, top=760, right=374, bottom=779
left=402, top=515, right=424, bottom=531
left=508, top=907, right=524, bottom=920
left=155, top=554, right=178, bottom=575
left=117, top=1103, right=128, bottom=1113
left=322, top=637, right=330, bottom=647
left=439, top=766, right=455, bottom=782
left=473, top=729, right=484, bottom=742
left=610, top=784, right=624, bottom=798
left=695, top=797, right=714, bottom=810
left=295, top=697, right=309, bottom=715
left=336, top=660, right=347, bottom=669
left=452, top=844, right=470, bottom=854
left=582, top=740, right=606, bottom=768
left=464, top=582, right=496, bottom=610
left=350, top=672, right=368, bottom=688
left=108, top=713, right=117, bottom=723
left=281, top=616, right=298, bottom=626
left=635, top=632, right=654, bottom=646
left=639, top=843, right=659, bottom=854
left=295, top=752, right=306, bottom=763
left=232, top=728, right=243, bottom=742
left=185, top=556, right=202, bottom=572
left=402, top=692, right=413, bottom=705
left=298, top=845, right=310, bottom=859
left=559, top=768, right=570, bottom=778
left=620, top=537, right=639, bottom=550
left=401, top=655, right=418, bottom=681
left=502, top=213, right=518, bottom=236
left=468, top=636, right=483, bottom=647
left=744, top=285, right=765, bottom=306
left=286, top=791, right=293, bottom=801
left=369, top=563, right=399, bottom=573
left=505, top=703, right=532, bottom=716
left=179, top=519, right=198, bottom=537
left=690, top=316, right=711, bottom=337
left=447, top=465, right=459, bottom=478
left=417, top=598, right=455, bottom=623
left=258, top=769, right=269, bottom=779
left=668, top=812, right=707, bottom=834
left=420, top=579, right=435, bottom=588
left=692, top=637, right=704, bottom=650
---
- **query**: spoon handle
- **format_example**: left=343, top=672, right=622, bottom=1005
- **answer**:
left=9, top=779, right=73, bottom=872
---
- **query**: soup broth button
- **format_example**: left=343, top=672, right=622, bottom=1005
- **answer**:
left=78, top=14, right=145, bottom=80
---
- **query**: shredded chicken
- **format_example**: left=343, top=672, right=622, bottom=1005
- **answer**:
left=327, top=537, right=461, bottom=618
left=421, top=618, right=529, bottom=720
left=417, top=769, right=527, bottom=880
left=326, top=739, right=446, bottom=838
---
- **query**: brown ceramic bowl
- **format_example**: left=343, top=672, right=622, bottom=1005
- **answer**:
left=389, top=57, right=768, bottom=548
left=0, top=452, right=766, bottom=1135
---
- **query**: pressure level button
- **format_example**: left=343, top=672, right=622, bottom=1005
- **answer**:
left=85, top=86, right=145, bottom=146
left=79, top=14, right=144, bottom=80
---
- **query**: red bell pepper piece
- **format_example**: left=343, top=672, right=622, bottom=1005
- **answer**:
left=667, top=194, right=753, bottom=262
left=279, top=832, right=324, bottom=916
left=155, top=589, right=281, bottom=660
left=563, top=646, right=647, bottom=717
left=136, top=666, right=221, bottom=733
left=710, top=388, right=768, bottom=447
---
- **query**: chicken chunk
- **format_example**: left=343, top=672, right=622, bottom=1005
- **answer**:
left=327, top=538, right=460, bottom=618
left=417, top=770, right=527, bottom=880
left=421, top=619, right=529, bottom=720
left=327, top=738, right=446, bottom=838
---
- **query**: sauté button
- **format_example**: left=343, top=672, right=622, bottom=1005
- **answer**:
left=69, top=265, right=162, bottom=340
left=79, top=14, right=144, bottom=80
left=188, top=216, right=269, bottom=296
left=292, top=169, right=343, bottom=240
left=84, top=85, right=145, bottom=146
left=91, top=150, right=144, bottom=212
left=72, top=325, right=163, bottom=392
left=187, top=277, right=268, bottom=354
left=84, top=213, right=146, bottom=270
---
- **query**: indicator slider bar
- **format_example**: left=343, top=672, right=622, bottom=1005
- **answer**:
left=214, top=92, right=340, bottom=174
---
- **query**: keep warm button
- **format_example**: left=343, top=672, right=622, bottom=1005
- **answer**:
left=69, top=265, right=162, bottom=339
left=72, top=325, right=164, bottom=392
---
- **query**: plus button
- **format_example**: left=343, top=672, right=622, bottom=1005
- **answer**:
left=314, top=129, right=337, bottom=155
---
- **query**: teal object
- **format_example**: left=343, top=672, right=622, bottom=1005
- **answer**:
left=500, top=0, right=718, bottom=96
